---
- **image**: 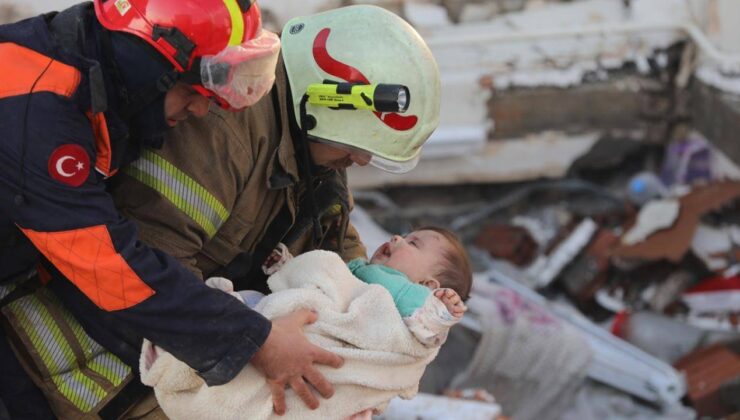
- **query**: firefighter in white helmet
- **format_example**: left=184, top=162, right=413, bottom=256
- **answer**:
left=109, top=5, right=441, bottom=415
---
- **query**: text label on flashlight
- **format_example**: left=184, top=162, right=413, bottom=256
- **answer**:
left=307, top=82, right=410, bottom=113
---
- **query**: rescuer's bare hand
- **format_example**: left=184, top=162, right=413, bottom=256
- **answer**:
left=251, top=309, right=344, bottom=415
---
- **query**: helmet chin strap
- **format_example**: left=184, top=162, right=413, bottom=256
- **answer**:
left=298, top=94, right=323, bottom=247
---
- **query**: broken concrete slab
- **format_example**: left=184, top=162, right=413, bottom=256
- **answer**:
left=561, top=229, right=619, bottom=303
left=490, top=79, right=651, bottom=139
left=691, top=81, right=740, bottom=166
left=403, top=2, right=452, bottom=29
left=528, top=218, right=598, bottom=288
left=569, top=135, right=653, bottom=177
left=348, top=132, right=599, bottom=189
left=474, top=224, right=538, bottom=267
left=690, top=224, right=739, bottom=272
left=621, top=199, right=680, bottom=246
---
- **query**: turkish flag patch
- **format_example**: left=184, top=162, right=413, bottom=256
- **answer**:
left=48, top=144, right=91, bottom=187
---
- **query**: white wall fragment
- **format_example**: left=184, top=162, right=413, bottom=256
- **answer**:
left=403, top=2, right=452, bottom=29
left=348, top=131, right=600, bottom=189
left=621, top=200, right=681, bottom=246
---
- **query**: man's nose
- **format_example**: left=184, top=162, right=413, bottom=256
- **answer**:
left=188, top=95, right=211, bottom=118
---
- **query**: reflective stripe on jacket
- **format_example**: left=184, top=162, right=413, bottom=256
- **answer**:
left=1, top=281, right=132, bottom=418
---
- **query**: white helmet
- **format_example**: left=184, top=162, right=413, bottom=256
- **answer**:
left=281, top=5, right=441, bottom=173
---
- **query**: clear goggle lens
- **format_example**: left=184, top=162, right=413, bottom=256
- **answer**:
left=200, top=29, right=281, bottom=110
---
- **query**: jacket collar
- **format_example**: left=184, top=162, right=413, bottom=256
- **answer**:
left=267, top=58, right=300, bottom=190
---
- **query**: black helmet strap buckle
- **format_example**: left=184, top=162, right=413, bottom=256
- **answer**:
left=152, top=25, right=196, bottom=70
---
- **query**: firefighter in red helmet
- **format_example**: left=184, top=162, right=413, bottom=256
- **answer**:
left=0, top=1, right=336, bottom=418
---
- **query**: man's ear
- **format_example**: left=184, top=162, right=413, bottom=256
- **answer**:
left=420, top=277, right=441, bottom=290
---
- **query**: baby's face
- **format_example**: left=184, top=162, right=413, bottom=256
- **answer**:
left=370, top=230, right=450, bottom=286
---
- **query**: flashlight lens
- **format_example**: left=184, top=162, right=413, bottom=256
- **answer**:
left=397, top=88, right=409, bottom=112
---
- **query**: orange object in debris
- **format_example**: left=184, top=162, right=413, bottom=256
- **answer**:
left=474, top=224, right=538, bottom=267
left=674, top=343, right=740, bottom=418
left=612, top=182, right=740, bottom=262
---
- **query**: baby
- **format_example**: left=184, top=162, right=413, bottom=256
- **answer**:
left=263, top=226, right=472, bottom=346
left=142, top=226, right=473, bottom=420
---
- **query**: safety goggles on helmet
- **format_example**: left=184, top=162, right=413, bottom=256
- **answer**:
left=199, top=29, right=281, bottom=110
left=94, top=0, right=277, bottom=112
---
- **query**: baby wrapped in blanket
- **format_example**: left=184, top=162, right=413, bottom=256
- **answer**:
left=140, top=227, right=471, bottom=419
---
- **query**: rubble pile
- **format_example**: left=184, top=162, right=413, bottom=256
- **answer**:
left=356, top=130, right=740, bottom=419
left=473, top=135, right=740, bottom=418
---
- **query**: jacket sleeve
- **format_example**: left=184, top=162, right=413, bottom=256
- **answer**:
left=337, top=185, right=368, bottom=261
left=349, top=261, right=430, bottom=317
left=5, top=101, right=269, bottom=386
left=339, top=220, right=368, bottom=262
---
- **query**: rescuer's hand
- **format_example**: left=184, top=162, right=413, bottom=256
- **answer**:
left=251, top=309, right=344, bottom=415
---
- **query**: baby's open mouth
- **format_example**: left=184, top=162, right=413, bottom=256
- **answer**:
left=374, top=242, right=391, bottom=261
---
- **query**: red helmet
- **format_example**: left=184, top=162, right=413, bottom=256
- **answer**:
left=94, top=0, right=280, bottom=110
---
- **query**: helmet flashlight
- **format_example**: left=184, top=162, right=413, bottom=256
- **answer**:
left=306, top=82, right=410, bottom=113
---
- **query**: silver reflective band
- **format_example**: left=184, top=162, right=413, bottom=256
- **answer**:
left=2, top=288, right=132, bottom=413
left=125, top=150, right=230, bottom=237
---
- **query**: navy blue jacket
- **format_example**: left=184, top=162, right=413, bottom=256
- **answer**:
left=0, top=8, right=270, bottom=385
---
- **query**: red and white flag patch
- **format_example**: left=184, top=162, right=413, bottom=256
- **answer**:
left=48, top=144, right=91, bottom=187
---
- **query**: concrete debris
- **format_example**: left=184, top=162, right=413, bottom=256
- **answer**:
left=569, top=135, right=650, bottom=177
left=474, top=224, right=538, bottom=267
left=442, top=388, right=497, bottom=404
left=683, top=275, right=740, bottom=314
left=402, top=2, right=452, bottom=29
left=563, top=379, right=696, bottom=420
left=355, top=174, right=739, bottom=418
left=348, top=132, right=600, bottom=189
left=621, top=199, right=680, bottom=246
left=483, top=266, right=686, bottom=406
left=674, top=342, right=740, bottom=418
left=697, top=65, right=740, bottom=96
left=643, top=270, right=694, bottom=313
left=528, top=219, right=597, bottom=288
left=357, top=175, right=738, bottom=415
left=612, top=310, right=736, bottom=364
left=690, top=224, right=740, bottom=272
left=561, top=229, right=619, bottom=303
left=612, top=181, right=740, bottom=262
left=449, top=280, right=593, bottom=420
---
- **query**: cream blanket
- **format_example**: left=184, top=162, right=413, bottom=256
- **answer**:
left=140, top=250, right=439, bottom=420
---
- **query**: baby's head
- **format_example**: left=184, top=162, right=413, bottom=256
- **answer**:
left=370, top=226, right=472, bottom=300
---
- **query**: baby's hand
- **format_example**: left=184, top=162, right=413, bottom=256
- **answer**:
left=434, top=288, right=466, bottom=318
left=262, top=243, right=293, bottom=275
left=264, top=250, right=283, bottom=268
